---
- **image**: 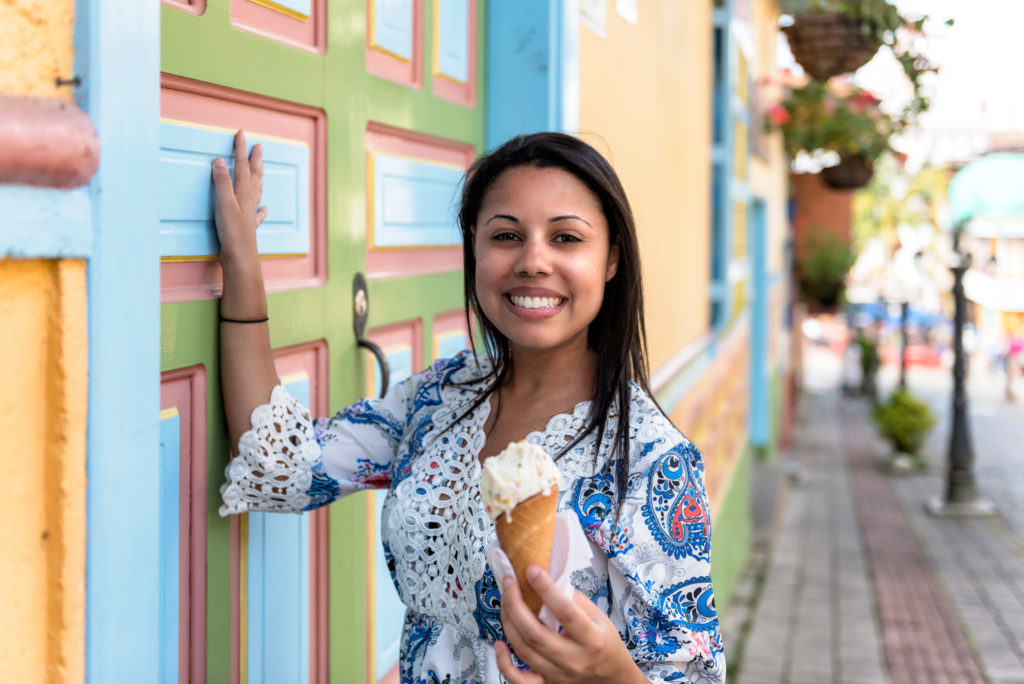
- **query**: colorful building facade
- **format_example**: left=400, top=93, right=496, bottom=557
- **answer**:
left=1, top=0, right=792, bottom=681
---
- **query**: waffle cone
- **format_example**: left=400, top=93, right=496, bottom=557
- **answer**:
left=495, top=486, right=558, bottom=615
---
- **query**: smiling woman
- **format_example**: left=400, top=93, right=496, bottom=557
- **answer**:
left=215, top=131, right=726, bottom=683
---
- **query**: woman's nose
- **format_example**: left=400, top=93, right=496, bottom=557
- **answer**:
left=515, top=237, right=551, bottom=276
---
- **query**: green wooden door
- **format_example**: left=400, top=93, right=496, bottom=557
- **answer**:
left=158, top=1, right=484, bottom=681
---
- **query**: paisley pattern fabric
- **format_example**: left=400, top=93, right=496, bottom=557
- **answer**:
left=220, top=352, right=725, bottom=683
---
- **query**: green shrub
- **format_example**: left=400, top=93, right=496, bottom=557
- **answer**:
left=796, top=231, right=856, bottom=309
left=872, top=389, right=935, bottom=455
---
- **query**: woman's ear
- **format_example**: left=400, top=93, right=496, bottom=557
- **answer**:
left=605, top=243, right=620, bottom=282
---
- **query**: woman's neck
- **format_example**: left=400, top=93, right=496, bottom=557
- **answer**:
left=501, top=342, right=597, bottom=407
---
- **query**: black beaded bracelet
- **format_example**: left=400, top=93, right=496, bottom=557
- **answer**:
left=220, top=315, right=269, bottom=324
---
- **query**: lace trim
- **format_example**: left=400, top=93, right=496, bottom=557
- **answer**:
left=219, top=384, right=320, bottom=516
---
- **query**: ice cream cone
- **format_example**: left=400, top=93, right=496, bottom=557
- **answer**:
left=495, top=486, right=558, bottom=615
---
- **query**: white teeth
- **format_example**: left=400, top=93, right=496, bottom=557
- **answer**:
left=511, top=295, right=562, bottom=309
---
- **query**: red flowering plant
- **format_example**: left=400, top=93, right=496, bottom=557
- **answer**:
left=768, top=81, right=895, bottom=163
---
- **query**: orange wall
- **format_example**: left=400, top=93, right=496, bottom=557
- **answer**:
left=0, top=0, right=76, bottom=101
left=0, top=259, right=87, bottom=682
left=577, top=0, right=713, bottom=372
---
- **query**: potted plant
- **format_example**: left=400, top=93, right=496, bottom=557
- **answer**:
left=779, top=0, right=938, bottom=98
left=769, top=81, right=893, bottom=188
left=872, top=388, right=936, bottom=472
left=795, top=229, right=856, bottom=312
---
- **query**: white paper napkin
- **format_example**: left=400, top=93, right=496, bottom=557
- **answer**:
left=485, top=510, right=594, bottom=631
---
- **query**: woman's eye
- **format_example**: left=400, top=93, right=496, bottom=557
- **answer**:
left=493, top=231, right=519, bottom=241
left=554, top=234, right=582, bottom=243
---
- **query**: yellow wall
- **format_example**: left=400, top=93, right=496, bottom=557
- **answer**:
left=0, top=0, right=76, bottom=100
left=577, top=0, right=713, bottom=372
left=1, top=0, right=86, bottom=681
left=0, top=259, right=87, bottom=683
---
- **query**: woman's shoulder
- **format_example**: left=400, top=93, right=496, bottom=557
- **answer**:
left=626, top=382, right=701, bottom=465
left=421, top=349, right=492, bottom=387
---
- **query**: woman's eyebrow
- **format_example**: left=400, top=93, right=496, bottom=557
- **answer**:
left=551, top=214, right=592, bottom=227
left=484, top=213, right=519, bottom=225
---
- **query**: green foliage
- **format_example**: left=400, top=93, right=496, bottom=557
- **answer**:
left=872, top=388, right=936, bottom=455
left=856, top=336, right=880, bottom=378
left=852, top=158, right=946, bottom=251
left=795, top=231, right=857, bottom=308
left=771, top=82, right=893, bottom=162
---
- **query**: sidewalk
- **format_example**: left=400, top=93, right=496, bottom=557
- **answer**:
left=721, top=347, right=1024, bottom=683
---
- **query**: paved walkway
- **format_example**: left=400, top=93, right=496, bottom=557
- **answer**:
left=721, top=347, right=1024, bottom=683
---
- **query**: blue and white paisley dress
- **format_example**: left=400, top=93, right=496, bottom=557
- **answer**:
left=220, top=351, right=726, bottom=684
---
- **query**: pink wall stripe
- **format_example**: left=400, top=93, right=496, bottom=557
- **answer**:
left=0, top=94, right=99, bottom=189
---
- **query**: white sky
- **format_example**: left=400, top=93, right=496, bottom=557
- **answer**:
left=858, top=0, right=1024, bottom=133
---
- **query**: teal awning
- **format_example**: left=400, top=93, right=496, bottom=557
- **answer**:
left=949, top=153, right=1024, bottom=227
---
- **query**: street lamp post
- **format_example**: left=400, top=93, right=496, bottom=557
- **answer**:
left=927, top=228, right=994, bottom=517
left=899, top=300, right=909, bottom=389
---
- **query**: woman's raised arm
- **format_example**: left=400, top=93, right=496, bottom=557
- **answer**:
left=212, top=130, right=279, bottom=451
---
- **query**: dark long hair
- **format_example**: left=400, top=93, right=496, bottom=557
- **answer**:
left=456, top=132, right=653, bottom=513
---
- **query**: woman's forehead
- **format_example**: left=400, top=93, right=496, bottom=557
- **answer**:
left=479, top=166, right=602, bottom=213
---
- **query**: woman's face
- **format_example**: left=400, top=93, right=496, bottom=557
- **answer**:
left=473, top=165, right=619, bottom=355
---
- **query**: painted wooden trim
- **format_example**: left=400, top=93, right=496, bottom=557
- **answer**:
left=364, top=122, right=473, bottom=279
left=162, top=0, right=207, bottom=16
left=160, top=365, right=209, bottom=684
left=365, top=319, right=423, bottom=397
left=83, top=0, right=163, bottom=680
left=432, top=0, right=477, bottom=106
left=431, top=309, right=470, bottom=361
left=230, top=340, right=328, bottom=684
left=369, top=153, right=464, bottom=248
left=159, top=120, right=310, bottom=258
left=0, top=185, right=92, bottom=258
left=159, top=74, right=327, bottom=303
left=485, top=0, right=578, bottom=147
left=273, top=340, right=330, bottom=684
left=0, top=94, right=99, bottom=189
left=366, top=0, right=423, bottom=88
left=364, top=320, right=422, bottom=680
left=230, top=515, right=242, bottom=684
left=230, top=0, right=326, bottom=54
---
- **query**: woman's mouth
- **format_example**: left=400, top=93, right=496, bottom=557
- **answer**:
left=508, top=294, right=565, bottom=309
left=504, top=294, right=566, bottom=316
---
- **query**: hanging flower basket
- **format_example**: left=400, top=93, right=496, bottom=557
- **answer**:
left=821, top=155, right=874, bottom=189
left=782, top=13, right=880, bottom=80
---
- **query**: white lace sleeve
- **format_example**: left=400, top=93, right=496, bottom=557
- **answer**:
left=219, top=384, right=320, bottom=516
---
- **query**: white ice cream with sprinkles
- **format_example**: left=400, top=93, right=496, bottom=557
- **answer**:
left=480, top=441, right=561, bottom=521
